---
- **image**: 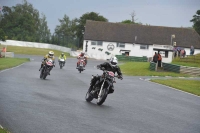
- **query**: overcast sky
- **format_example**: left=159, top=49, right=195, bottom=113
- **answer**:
left=0, top=0, right=199, bottom=34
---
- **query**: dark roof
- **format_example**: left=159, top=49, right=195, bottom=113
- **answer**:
left=84, top=20, right=200, bottom=49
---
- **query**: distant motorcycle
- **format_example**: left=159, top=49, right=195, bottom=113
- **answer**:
left=40, top=59, right=54, bottom=79
left=85, top=67, right=123, bottom=105
left=77, top=59, right=85, bottom=73
left=59, top=58, right=65, bottom=69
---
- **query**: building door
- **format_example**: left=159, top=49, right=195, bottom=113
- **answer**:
left=125, top=52, right=129, bottom=56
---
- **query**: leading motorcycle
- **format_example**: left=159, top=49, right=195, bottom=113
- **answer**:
left=85, top=67, right=123, bottom=105
left=40, top=59, right=54, bottom=79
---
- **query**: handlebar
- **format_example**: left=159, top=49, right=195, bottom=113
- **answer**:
left=97, top=66, right=123, bottom=80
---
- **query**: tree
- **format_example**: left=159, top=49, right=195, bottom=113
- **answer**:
left=0, top=0, right=47, bottom=42
left=0, top=28, right=6, bottom=41
left=38, top=13, right=51, bottom=43
left=130, top=10, right=137, bottom=23
left=190, top=10, right=200, bottom=35
left=54, top=14, right=78, bottom=46
left=76, top=12, right=108, bottom=48
left=121, top=20, right=133, bottom=24
left=121, top=19, right=142, bottom=25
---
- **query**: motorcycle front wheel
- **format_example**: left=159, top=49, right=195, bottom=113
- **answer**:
left=97, top=88, right=108, bottom=105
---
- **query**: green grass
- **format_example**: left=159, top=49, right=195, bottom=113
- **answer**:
left=172, top=54, right=200, bottom=68
left=120, top=62, right=189, bottom=77
left=0, top=127, right=9, bottom=133
left=0, top=45, right=70, bottom=57
left=151, top=79, right=200, bottom=96
left=0, top=58, right=30, bottom=70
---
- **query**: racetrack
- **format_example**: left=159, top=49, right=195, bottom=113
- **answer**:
left=0, top=55, right=200, bottom=133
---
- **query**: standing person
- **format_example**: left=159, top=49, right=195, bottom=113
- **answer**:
left=153, top=52, right=158, bottom=63
left=190, top=45, right=195, bottom=55
left=158, top=52, right=162, bottom=67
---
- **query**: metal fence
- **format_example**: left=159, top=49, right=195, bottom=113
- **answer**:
left=149, top=62, right=200, bottom=76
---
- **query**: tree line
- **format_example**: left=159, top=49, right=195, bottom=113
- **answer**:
left=0, top=0, right=199, bottom=49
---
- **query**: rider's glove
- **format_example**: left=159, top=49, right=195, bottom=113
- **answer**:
left=97, top=65, right=100, bottom=69
left=118, top=75, right=123, bottom=80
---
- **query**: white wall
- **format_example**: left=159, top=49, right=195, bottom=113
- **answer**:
left=83, top=40, right=166, bottom=60
left=0, top=40, right=71, bottom=53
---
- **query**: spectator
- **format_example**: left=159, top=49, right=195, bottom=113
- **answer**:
left=180, top=49, right=186, bottom=58
left=190, top=45, right=195, bottom=55
left=158, top=53, right=162, bottom=67
left=153, top=52, right=158, bottom=63
left=2, top=47, right=6, bottom=52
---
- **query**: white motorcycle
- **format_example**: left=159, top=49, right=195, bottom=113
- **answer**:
left=59, top=58, right=65, bottom=69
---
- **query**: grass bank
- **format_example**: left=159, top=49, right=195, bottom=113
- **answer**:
left=0, top=45, right=70, bottom=57
left=0, top=127, right=9, bottom=133
left=172, top=54, right=200, bottom=68
left=120, top=62, right=189, bottom=77
left=150, top=79, right=200, bottom=96
left=0, top=58, right=30, bottom=70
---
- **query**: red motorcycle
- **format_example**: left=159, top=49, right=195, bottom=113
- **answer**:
left=40, top=59, right=54, bottom=79
left=77, top=59, right=86, bottom=73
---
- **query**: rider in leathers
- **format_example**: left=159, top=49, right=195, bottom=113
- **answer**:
left=90, top=56, right=123, bottom=94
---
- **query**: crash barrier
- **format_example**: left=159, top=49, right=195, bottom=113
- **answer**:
left=149, top=62, right=157, bottom=71
left=0, top=40, right=71, bottom=53
left=149, top=62, right=200, bottom=76
left=0, top=52, right=14, bottom=58
left=116, top=55, right=148, bottom=62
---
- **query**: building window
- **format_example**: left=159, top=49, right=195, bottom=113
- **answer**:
left=140, top=45, right=149, bottom=49
left=97, top=41, right=103, bottom=46
left=91, top=41, right=103, bottom=46
left=91, top=41, right=96, bottom=45
left=117, top=43, right=125, bottom=48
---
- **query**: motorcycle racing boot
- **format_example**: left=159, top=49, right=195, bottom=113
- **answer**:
left=108, top=86, right=114, bottom=94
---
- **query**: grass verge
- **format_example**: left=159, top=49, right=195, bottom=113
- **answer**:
left=150, top=79, right=200, bottom=96
left=0, top=58, right=30, bottom=70
left=0, top=126, right=10, bottom=133
left=120, top=62, right=189, bottom=77
left=0, top=45, right=70, bottom=57
left=172, top=54, right=200, bottom=68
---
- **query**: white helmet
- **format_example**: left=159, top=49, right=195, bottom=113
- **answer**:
left=48, top=51, right=54, bottom=58
left=110, top=56, right=118, bottom=67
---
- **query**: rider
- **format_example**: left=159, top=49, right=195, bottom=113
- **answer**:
left=77, top=52, right=87, bottom=68
left=58, top=53, right=67, bottom=66
left=39, top=51, right=55, bottom=75
left=90, top=56, right=123, bottom=94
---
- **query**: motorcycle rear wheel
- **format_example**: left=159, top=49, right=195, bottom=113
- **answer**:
left=85, top=87, right=94, bottom=102
left=85, top=92, right=93, bottom=102
left=40, top=69, right=43, bottom=79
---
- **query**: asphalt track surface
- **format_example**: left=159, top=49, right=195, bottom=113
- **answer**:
left=0, top=55, right=200, bottom=133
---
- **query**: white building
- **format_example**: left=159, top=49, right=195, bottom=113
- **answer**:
left=83, top=20, right=200, bottom=63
